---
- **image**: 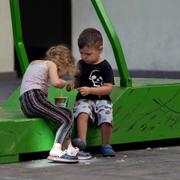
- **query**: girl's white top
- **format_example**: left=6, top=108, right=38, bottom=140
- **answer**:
left=20, top=62, right=49, bottom=95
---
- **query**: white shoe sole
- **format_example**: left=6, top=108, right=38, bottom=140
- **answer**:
left=78, top=156, right=92, bottom=160
left=47, top=155, right=79, bottom=163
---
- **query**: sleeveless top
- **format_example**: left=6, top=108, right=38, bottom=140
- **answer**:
left=20, top=62, right=49, bottom=95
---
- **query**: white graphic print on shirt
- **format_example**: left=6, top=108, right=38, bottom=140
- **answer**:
left=89, top=70, right=103, bottom=87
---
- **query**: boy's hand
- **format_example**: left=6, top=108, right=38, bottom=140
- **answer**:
left=78, top=87, right=91, bottom=96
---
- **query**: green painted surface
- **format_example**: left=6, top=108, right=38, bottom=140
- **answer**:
left=88, top=84, right=180, bottom=146
left=91, top=0, right=132, bottom=87
left=1, top=78, right=180, bottom=163
left=0, top=155, right=19, bottom=164
left=10, top=0, right=29, bottom=74
left=0, top=82, right=78, bottom=163
left=85, top=79, right=180, bottom=146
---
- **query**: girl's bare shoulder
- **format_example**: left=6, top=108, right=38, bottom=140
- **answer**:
left=45, top=60, right=56, bottom=67
left=30, top=60, right=56, bottom=70
left=44, top=61, right=58, bottom=72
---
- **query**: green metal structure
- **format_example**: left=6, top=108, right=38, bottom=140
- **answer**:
left=9, top=0, right=29, bottom=74
left=91, top=0, right=132, bottom=87
left=0, top=0, right=180, bottom=163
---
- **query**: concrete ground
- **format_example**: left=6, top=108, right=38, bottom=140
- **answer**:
left=0, top=146, right=180, bottom=180
left=0, top=79, right=180, bottom=180
left=0, top=79, right=21, bottom=105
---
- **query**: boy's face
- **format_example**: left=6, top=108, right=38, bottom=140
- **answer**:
left=79, top=46, right=102, bottom=64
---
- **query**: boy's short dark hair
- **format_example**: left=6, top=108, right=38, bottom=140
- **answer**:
left=78, top=28, right=103, bottom=49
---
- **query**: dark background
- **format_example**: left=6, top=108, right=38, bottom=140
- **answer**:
left=15, top=0, right=71, bottom=76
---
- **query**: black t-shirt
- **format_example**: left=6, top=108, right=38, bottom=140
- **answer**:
left=76, top=59, right=114, bottom=101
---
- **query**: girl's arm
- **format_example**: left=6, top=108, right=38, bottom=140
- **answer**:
left=47, top=61, right=66, bottom=88
left=66, top=63, right=80, bottom=91
left=66, top=79, right=79, bottom=91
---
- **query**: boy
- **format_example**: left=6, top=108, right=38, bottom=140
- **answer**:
left=66, top=28, right=115, bottom=157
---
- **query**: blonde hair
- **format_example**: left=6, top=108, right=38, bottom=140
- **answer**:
left=45, top=45, right=76, bottom=77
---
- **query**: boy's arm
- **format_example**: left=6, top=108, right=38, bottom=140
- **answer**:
left=78, top=83, right=113, bottom=96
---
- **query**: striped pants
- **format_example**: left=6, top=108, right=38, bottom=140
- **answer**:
left=19, top=89, right=73, bottom=145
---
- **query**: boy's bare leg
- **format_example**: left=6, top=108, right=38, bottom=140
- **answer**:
left=77, top=113, right=89, bottom=143
left=74, top=113, right=92, bottom=159
left=100, top=123, right=115, bottom=156
left=100, top=123, right=112, bottom=145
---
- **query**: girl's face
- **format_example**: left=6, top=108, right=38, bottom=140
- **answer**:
left=79, top=46, right=102, bottom=64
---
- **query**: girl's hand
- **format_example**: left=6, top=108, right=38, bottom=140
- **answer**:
left=78, top=86, right=91, bottom=96
left=66, top=82, right=74, bottom=91
left=60, top=80, right=67, bottom=88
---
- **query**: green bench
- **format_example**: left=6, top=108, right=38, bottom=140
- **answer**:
left=0, top=80, right=122, bottom=163
left=0, top=87, right=58, bottom=163
left=1, top=78, right=180, bottom=163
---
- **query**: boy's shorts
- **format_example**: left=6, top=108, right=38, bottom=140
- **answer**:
left=73, top=99, right=113, bottom=126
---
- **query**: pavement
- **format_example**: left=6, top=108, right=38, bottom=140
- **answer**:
left=0, top=78, right=180, bottom=180
left=0, top=79, right=21, bottom=105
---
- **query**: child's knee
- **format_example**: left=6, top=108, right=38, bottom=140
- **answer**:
left=99, top=121, right=112, bottom=128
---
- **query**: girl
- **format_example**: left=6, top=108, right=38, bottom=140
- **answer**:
left=19, top=45, right=79, bottom=163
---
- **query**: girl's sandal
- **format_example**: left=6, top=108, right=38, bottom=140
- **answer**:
left=47, top=150, right=79, bottom=163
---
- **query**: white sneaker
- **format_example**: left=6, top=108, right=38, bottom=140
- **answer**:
left=47, top=150, right=79, bottom=163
